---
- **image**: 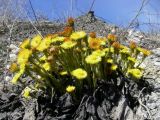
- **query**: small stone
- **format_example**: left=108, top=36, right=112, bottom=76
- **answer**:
left=9, top=44, right=18, bottom=50
left=5, top=76, right=11, bottom=81
left=154, top=62, right=160, bottom=66
left=9, top=54, right=17, bottom=61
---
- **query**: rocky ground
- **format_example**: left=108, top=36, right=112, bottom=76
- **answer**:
left=0, top=12, right=160, bottom=120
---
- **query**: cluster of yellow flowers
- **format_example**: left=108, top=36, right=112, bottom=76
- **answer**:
left=9, top=18, right=151, bottom=99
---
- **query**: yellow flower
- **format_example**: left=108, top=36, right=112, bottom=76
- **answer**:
left=66, top=85, right=75, bottom=93
left=128, top=57, right=137, bottom=63
left=120, top=48, right=130, bottom=55
left=129, top=41, right=137, bottom=49
left=71, top=68, right=87, bottom=80
left=106, top=58, right=113, bottom=64
left=9, top=63, right=18, bottom=73
left=111, top=64, right=117, bottom=71
left=60, top=71, right=68, bottom=76
left=107, top=34, right=117, bottom=41
left=112, top=42, right=120, bottom=50
left=88, top=38, right=101, bottom=49
left=137, top=47, right=151, bottom=56
left=30, top=35, right=42, bottom=49
left=19, top=39, right=30, bottom=49
left=70, top=31, right=86, bottom=40
left=89, top=32, right=96, bottom=38
left=60, top=41, right=77, bottom=49
left=127, top=69, right=143, bottom=79
left=52, top=36, right=65, bottom=43
left=22, top=87, right=32, bottom=99
left=92, top=50, right=105, bottom=57
left=11, top=65, right=25, bottom=84
left=17, top=49, right=32, bottom=65
left=120, top=45, right=129, bottom=50
left=85, top=55, right=101, bottom=64
left=42, top=62, right=51, bottom=71
left=37, top=36, right=52, bottom=51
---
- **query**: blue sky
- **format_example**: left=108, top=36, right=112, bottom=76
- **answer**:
left=28, top=0, right=160, bottom=31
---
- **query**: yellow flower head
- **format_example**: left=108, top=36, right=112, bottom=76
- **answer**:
left=60, top=41, right=77, bottom=49
left=67, top=17, right=74, bottom=27
left=129, top=41, right=137, bottom=49
left=85, top=55, right=102, bottom=64
left=52, top=36, right=65, bottom=43
left=128, top=57, right=137, bottom=63
left=11, top=65, right=25, bottom=84
left=111, top=64, right=118, bottom=71
left=60, top=26, right=73, bottom=37
left=120, top=44, right=129, bottom=50
left=37, top=36, right=52, bottom=51
left=22, top=87, right=32, bottom=99
left=20, top=39, right=30, bottom=49
left=92, top=50, right=105, bottom=57
left=31, top=35, right=42, bottom=49
left=120, top=48, right=130, bottom=55
left=9, top=63, right=18, bottom=73
left=88, top=38, right=101, bottom=49
left=127, top=69, right=143, bottom=79
left=17, top=49, right=32, bottom=65
left=137, top=47, right=151, bottom=56
left=66, top=85, right=75, bottom=93
left=71, top=68, right=87, bottom=80
left=107, top=34, right=117, bottom=41
left=112, top=42, right=120, bottom=50
left=70, top=31, right=86, bottom=40
left=89, top=32, right=96, bottom=38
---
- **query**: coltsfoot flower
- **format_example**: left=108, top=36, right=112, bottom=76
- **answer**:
left=60, top=41, right=77, bottom=49
left=30, top=35, right=42, bottom=49
left=11, top=65, right=25, bottom=84
left=120, top=48, right=130, bottom=55
left=70, top=31, right=87, bottom=40
left=19, top=39, right=30, bottom=49
left=17, top=49, right=32, bottom=65
left=92, top=50, right=105, bottom=57
left=127, top=68, right=143, bottom=79
left=85, top=55, right=101, bottom=64
left=137, top=47, right=151, bottom=56
left=88, top=38, right=101, bottom=49
left=66, top=85, right=75, bottom=93
left=52, top=36, right=65, bottom=43
left=129, top=41, right=137, bottom=49
left=71, top=68, right=87, bottom=80
left=89, top=32, right=96, bottom=38
left=128, top=57, right=137, bottom=63
left=37, top=36, right=52, bottom=51
left=9, top=63, right=18, bottom=73
left=107, top=34, right=117, bottom=41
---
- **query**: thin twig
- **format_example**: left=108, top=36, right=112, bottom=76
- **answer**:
left=127, top=0, right=150, bottom=29
left=89, top=0, right=96, bottom=12
left=137, top=87, right=153, bottom=120
left=28, top=0, right=40, bottom=26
